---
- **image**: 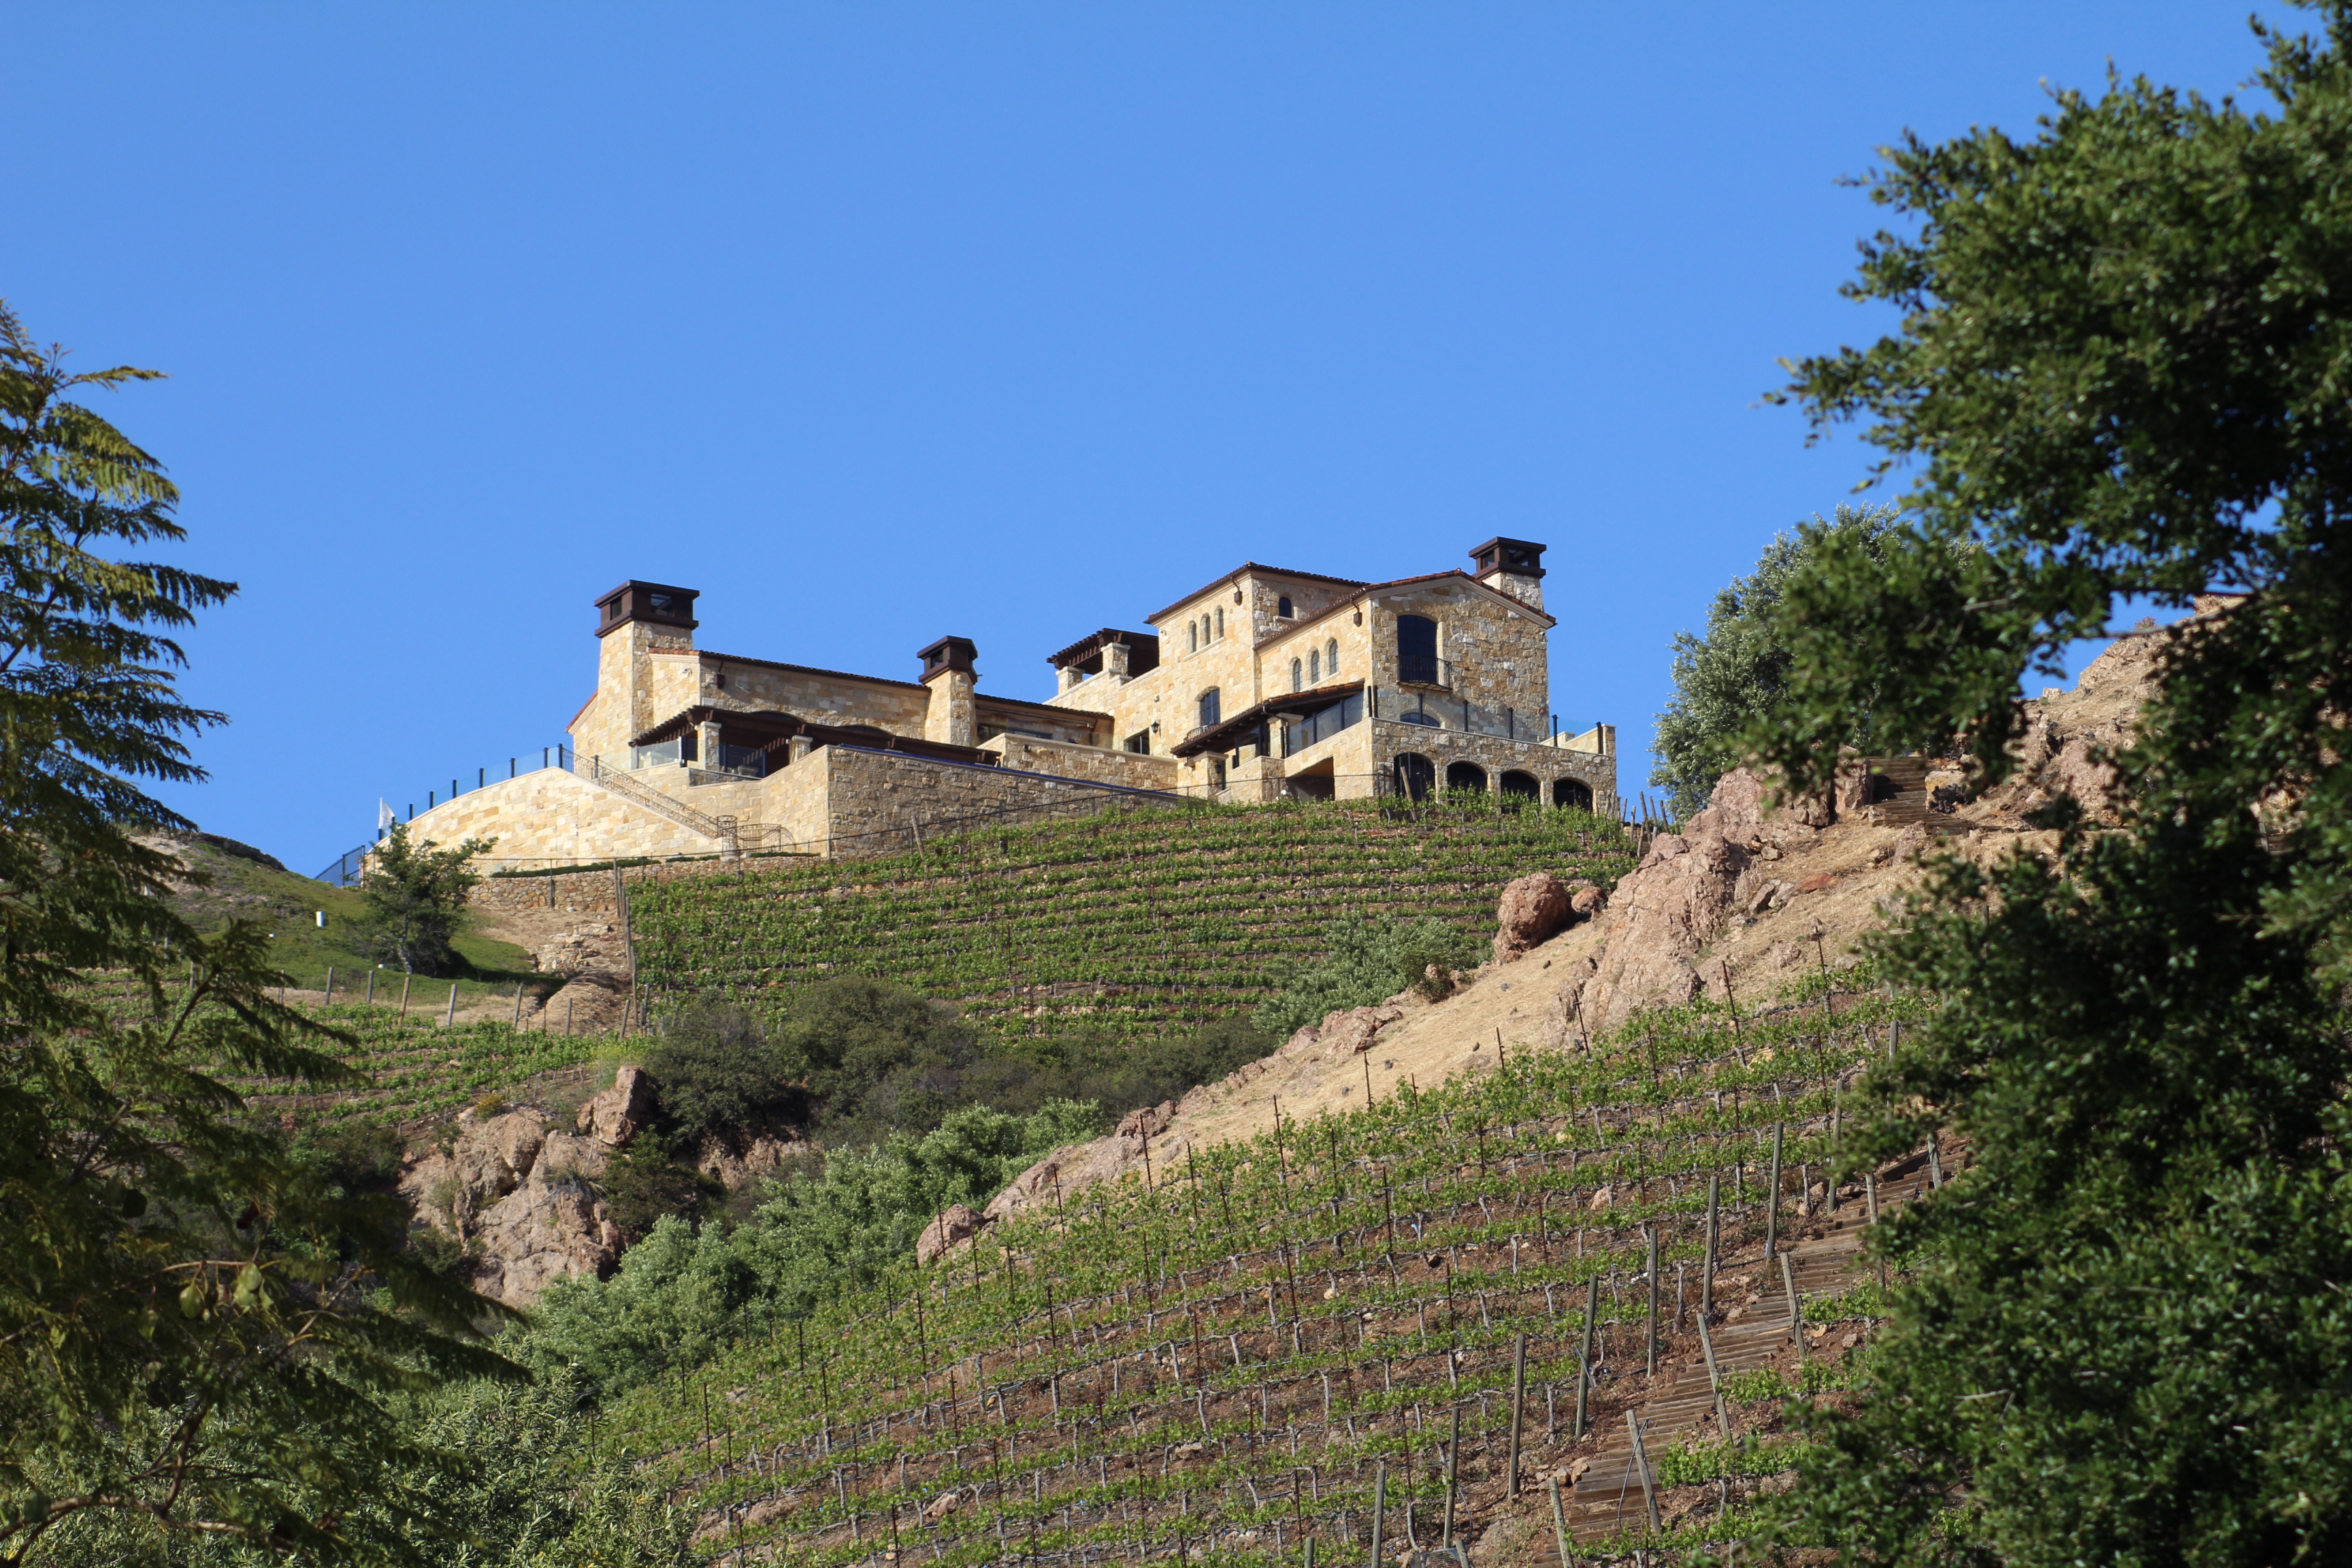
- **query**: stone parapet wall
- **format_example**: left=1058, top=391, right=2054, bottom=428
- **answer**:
left=396, top=767, right=725, bottom=870
left=814, top=746, right=1181, bottom=861
left=979, top=734, right=1179, bottom=791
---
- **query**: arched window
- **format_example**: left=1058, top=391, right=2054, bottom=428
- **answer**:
left=1198, top=687, right=1221, bottom=729
left=1392, top=753, right=1435, bottom=801
left=1446, top=761, right=1488, bottom=794
left=1309, top=649, right=1320, bottom=683
left=1290, top=658, right=1303, bottom=693
left=1326, top=637, right=1339, bottom=673
left=1188, top=621, right=1198, bottom=653
left=1213, top=607, right=1224, bottom=640
left=1397, top=615, right=1439, bottom=685
left=1277, top=595, right=1294, bottom=617
left=1500, top=770, right=1539, bottom=804
left=1553, top=778, right=1595, bottom=811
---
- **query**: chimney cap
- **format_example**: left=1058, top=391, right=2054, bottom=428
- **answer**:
left=1467, top=538, right=1546, bottom=580
left=917, top=636, right=978, bottom=679
left=594, top=581, right=700, bottom=636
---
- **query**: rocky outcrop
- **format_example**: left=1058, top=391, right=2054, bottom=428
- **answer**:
left=1492, top=872, right=1575, bottom=963
left=916, top=1203, right=987, bottom=1265
left=1544, top=768, right=1780, bottom=1041
left=694, top=1131, right=800, bottom=1190
left=578, top=1064, right=657, bottom=1146
left=399, top=1107, right=620, bottom=1307
left=1316, top=1002, right=1407, bottom=1056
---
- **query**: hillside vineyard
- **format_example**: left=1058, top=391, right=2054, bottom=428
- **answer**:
left=606, top=977, right=1931, bottom=1565
left=625, top=798, right=1637, bottom=1039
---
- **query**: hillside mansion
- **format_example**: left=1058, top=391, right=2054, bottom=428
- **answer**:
left=402, top=538, right=1618, bottom=866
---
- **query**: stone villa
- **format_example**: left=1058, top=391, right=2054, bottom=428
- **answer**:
left=398, top=539, right=1617, bottom=867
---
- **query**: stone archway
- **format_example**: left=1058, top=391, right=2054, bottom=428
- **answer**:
left=1393, top=753, right=1436, bottom=800
left=1552, top=777, right=1594, bottom=811
left=1446, top=761, right=1488, bottom=793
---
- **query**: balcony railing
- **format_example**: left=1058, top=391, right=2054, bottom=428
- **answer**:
left=1396, top=653, right=1454, bottom=688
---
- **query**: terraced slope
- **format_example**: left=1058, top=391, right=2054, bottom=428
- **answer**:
left=602, top=975, right=1925, bottom=1565
left=221, top=1004, right=606, bottom=1132
left=627, top=798, right=1637, bottom=1039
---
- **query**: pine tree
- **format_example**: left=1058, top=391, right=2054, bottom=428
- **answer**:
left=0, top=302, right=514, bottom=1566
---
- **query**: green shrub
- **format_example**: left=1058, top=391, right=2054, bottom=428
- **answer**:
left=1256, top=914, right=1485, bottom=1036
left=640, top=1000, right=808, bottom=1147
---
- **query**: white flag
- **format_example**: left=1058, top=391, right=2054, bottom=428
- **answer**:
left=378, top=799, right=395, bottom=831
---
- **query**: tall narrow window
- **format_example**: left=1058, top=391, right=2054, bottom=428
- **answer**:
left=1309, top=649, right=1320, bottom=683
left=1278, top=595, right=1294, bottom=617
left=1214, top=607, right=1224, bottom=640
left=1327, top=637, right=1339, bottom=673
left=1291, top=658, right=1303, bottom=692
left=1198, top=687, right=1222, bottom=729
left=1397, top=615, right=1439, bottom=685
left=1188, top=621, right=1198, bottom=653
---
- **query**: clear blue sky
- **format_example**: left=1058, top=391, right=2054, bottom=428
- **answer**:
left=3, top=4, right=2287, bottom=872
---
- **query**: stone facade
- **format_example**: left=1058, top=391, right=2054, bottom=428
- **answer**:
left=385, top=544, right=1616, bottom=869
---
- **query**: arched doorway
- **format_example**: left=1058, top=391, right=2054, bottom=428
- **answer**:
left=1393, top=753, right=1435, bottom=800
left=1446, top=761, right=1488, bottom=794
left=1499, top=770, right=1539, bottom=804
left=1552, top=777, right=1594, bottom=811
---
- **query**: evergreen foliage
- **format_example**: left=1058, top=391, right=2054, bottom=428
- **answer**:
left=1253, top=913, right=1484, bottom=1037
left=514, top=1100, right=1102, bottom=1401
left=0, top=302, right=510, bottom=1565
left=1758, top=12, right=2352, bottom=1560
left=357, top=822, right=493, bottom=977
left=1649, top=504, right=1898, bottom=817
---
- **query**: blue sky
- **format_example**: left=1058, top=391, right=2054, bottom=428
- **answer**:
left=3, top=4, right=2287, bottom=871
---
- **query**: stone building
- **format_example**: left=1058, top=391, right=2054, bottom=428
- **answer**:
left=392, top=542, right=1616, bottom=868
left=1043, top=538, right=1615, bottom=806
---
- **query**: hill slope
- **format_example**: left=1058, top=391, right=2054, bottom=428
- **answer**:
left=625, top=797, right=1637, bottom=1040
left=600, top=968, right=1924, bottom=1565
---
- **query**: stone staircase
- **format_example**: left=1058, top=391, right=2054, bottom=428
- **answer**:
left=1558, top=1158, right=1936, bottom=1541
left=578, top=763, right=724, bottom=840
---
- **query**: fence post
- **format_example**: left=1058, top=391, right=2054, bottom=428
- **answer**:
left=1441, top=1407, right=1460, bottom=1550
left=1696, top=1310, right=1731, bottom=1443
left=1765, top=1122, right=1785, bottom=1260
left=323, top=966, right=335, bottom=1004
left=1645, top=1225, right=1659, bottom=1375
left=1369, top=1460, right=1385, bottom=1568
left=1573, top=1274, right=1597, bottom=1438
left=445, top=983, right=457, bottom=1026
left=1702, top=1171, right=1720, bottom=1316
left=1507, top=1332, right=1527, bottom=1497
left=1782, top=1251, right=1806, bottom=1367
left=1547, top=1477, right=1572, bottom=1568
left=1625, top=1411, right=1661, bottom=1536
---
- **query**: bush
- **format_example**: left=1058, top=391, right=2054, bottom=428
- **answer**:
left=516, top=1099, right=1102, bottom=1399
left=357, top=821, right=495, bottom=977
left=596, top=1139, right=721, bottom=1243
left=292, top=1120, right=405, bottom=1193
left=1256, top=915, right=1485, bottom=1036
left=1649, top=504, right=1899, bottom=819
left=640, top=1001, right=805, bottom=1147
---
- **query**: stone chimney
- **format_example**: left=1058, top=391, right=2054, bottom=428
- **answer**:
left=917, top=636, right=978, bottom=747
left=1468, top=538, right=1546, bottom=612
left=578, top=582, right=700, bottom=767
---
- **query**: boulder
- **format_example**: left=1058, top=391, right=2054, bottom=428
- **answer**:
left=1317, top=1004, right=1405, bottom=1058
left=399, top=1111, right=617, bottom=1307
left=1492, top=872, right=1574, bottom=964
left=576, top=1064, right=657, bottom=1147
left=1116, top=1101, right=1175, bottom=1145
left=1568, top=882, right=1605, bottom=919
left=917, top=1203, right=988, bottom=1267
left=694, top=1131, right=799, bottom=1190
